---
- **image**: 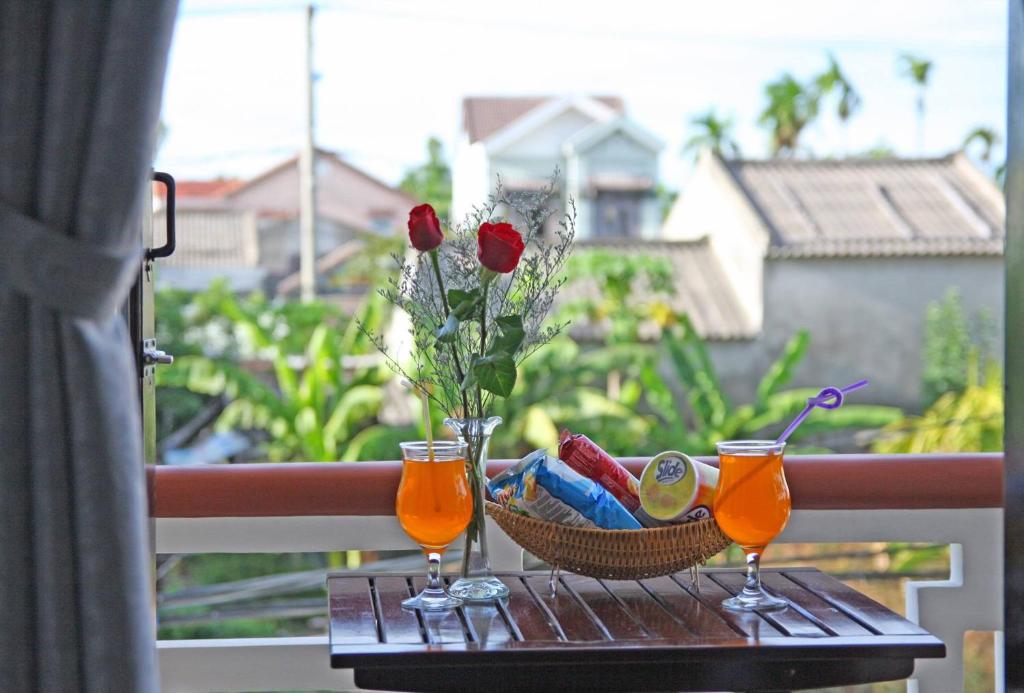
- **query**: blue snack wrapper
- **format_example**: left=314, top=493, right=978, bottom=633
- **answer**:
left=535, top=456, right=642, bottom=530
left=488, top=450, right=596, bottom=528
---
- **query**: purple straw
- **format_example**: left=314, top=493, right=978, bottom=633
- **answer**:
left=775, top=379, right=869, bottom=445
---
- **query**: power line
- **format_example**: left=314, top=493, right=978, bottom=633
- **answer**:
left=179, top=1, right=1005, bottom=55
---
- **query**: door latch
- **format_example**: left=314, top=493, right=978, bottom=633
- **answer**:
left=142, top=338, right=174, bottom=368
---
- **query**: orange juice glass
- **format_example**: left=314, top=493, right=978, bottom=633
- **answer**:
left=396, top=441, right=472, bottom=611
left=713, top=440, right=790, bottom=611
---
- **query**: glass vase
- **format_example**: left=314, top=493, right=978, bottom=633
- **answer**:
left=443, top=416, right=510, bottom=602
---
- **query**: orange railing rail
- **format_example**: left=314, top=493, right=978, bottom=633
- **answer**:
left=147, top=453, right=1003, bottom=518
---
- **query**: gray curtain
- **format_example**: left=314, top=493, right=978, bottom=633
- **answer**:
left=0, top=2, right=178, bottom=691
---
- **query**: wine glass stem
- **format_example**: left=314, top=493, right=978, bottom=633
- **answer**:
left=743, top=551, right=763, bottom=596
left=427, top=552, right=443, bottom=592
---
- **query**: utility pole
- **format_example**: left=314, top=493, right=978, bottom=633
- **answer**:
left=299, top=2, right=317, bottom=302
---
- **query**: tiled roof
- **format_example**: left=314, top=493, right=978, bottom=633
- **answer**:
left=462, top=95, right=624, bottom=143
left=563, top=238, right=757, bottom=341
left=723, top=154, right=1005, bottom=258
left=154, top=178, right=242, bottom=200
left=221, top=148, right=415, bottom=233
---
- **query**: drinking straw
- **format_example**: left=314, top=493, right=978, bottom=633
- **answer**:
left=403, top=380, right=440, bottom=512
left=402, top=380, right=434, bottom=461
left=775, top=379, right=869, bottom=445
left=420, top=392, right=435, bottom=463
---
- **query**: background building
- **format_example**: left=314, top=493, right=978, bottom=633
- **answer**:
left=156, top=149, right=414, bottom=295
left=664, top=150, right=1005, bottom=408
left=453, top=95, right=663, bottom=239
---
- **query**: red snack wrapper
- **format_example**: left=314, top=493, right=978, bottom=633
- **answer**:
left=558, top=430, right=641, bottom=512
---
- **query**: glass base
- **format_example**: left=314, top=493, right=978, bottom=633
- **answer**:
left=447, top=575, right=509, bottom=602
left=402, top=588, right=463, bottom=612
left=722, top=589, right=788, bottom=612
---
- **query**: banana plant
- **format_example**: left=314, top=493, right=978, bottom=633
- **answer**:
left=642, top=316, right=901, bottom=454
left=873, top=353, right=1002, bottom=454
left=488, top=336, right=655, bottom=457
left=158, top=289, right=390, bottom=462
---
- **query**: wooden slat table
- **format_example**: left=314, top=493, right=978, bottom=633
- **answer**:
left=328, top=568, right=944, bottom=692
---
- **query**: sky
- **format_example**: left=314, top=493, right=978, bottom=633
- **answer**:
left=155, top=0, right=1008, bottom=189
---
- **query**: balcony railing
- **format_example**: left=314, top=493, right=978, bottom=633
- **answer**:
left=150, top=453, right=1004, bottom=693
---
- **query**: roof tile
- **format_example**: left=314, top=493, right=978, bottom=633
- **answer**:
left=462, top=95, right=624, bottom=143
left=724, top=155, right=1005, bottom=257
left=563, top=238, right=757, bottom=341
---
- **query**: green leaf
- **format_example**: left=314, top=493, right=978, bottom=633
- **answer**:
left=488, top=315, right=525, bottom=356
left=434, top=313, right=461, bottom=343
left=449, top=288, right=480, bottom=319
left=340, top=424, right=417, bottom=461
left=522, top=406, right=559, bottom=451
left=755, top=330, right=809, bottom=407
left=322, top=385, right=386, bottom=457
left=472, top=353, right=517, bottom=397
left=435, top=289, right=481, bottom=343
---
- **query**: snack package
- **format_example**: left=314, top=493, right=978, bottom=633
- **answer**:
left=639, top=451, right=719, bottom=523
left=533, top=456, right=642, bottom=530
left=559, top=430, right=642, bottom=512
left=488, top=450, right=597, bottom=528
left=633, top=506, right=671, bottom=528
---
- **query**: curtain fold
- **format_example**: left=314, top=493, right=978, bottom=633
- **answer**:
left=0, top=2, right=179, bottom=691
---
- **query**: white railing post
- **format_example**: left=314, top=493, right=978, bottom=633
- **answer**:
left=905, top=518, right=1003, bottom=693
left=156, top=506, right=1004, bottom=692
left=781, top=508, right=1004, bottom=693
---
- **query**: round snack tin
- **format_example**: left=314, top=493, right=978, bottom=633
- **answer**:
left=639, top=451, right=720, bottom=523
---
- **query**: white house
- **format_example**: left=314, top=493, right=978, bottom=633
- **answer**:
left=452, top=95, right=663, bottom=239
left=663, top=149, right=1005, bottom=409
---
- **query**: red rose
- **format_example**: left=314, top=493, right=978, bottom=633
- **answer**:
left=477, top=222, right=525, bottom=273
left=407, top=204, right=443, bottom=252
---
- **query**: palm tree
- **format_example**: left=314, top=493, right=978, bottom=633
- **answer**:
left=681, top=109, right=740, bottom=161
left=963, top=126, right=1001, bottom=162
left=899, top=53, right=933, bottom=153
left=814, top=54, right=861, bottom=153
left=758, top=74, right=821, bottom=156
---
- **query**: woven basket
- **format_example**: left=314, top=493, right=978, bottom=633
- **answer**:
left=485, top=501, right=733, bottom=580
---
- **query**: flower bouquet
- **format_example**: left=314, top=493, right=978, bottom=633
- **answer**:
left=365, top=176, right=574, bottom=601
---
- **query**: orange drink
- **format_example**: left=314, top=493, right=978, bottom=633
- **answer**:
left=714, top=448, right=791, bottom=552
left=397, top=456, right=473, bottom=552
left=396, top=441, right=471, bottom=611
left=713, top=440, right=790, bottom=611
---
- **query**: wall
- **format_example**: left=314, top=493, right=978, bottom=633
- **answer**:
left=451, top=137, right=489, bottom=223
left=577, top=131, right=660, bottom=238
left=707, top=255, right=1005, bottom=412
left=664, top=152, right=768, bottom=329
left=257, top=217, right=355, bottom=276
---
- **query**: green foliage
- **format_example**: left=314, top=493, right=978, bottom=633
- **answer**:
left=922, top=287, right=995, bottom=407
left=373, top=176, right=573, bottom=419
left=759, top=54, right=859, bottom=156
left=759, top=73, right=821, bottom=155
left=899, top=53, right=934, bottom=88
left=154, top=282, right=351, bottom=444
left=156, top=280, right=345, bottom=361
left=156, top=285, right=391, bottom=461
left=399, top=136, right=452, bottom=221
left=963, top=125, right=1001, bottom=163
left=874, top=355, right=1002, bottom=453
left=855, top=142, right=897, bottom=159
left=899, top=52, right=933, bottom=150
left=642, top=318, right=901, bottom=453
left=489, top=336, right=652, bottom=457
left=815, top=53, right=861, bottom=124
left=559, top=249, right=676, bottom=346
left=681, top=108, right=740, bottom=161
left=654, top=184, right=678, bottom=222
